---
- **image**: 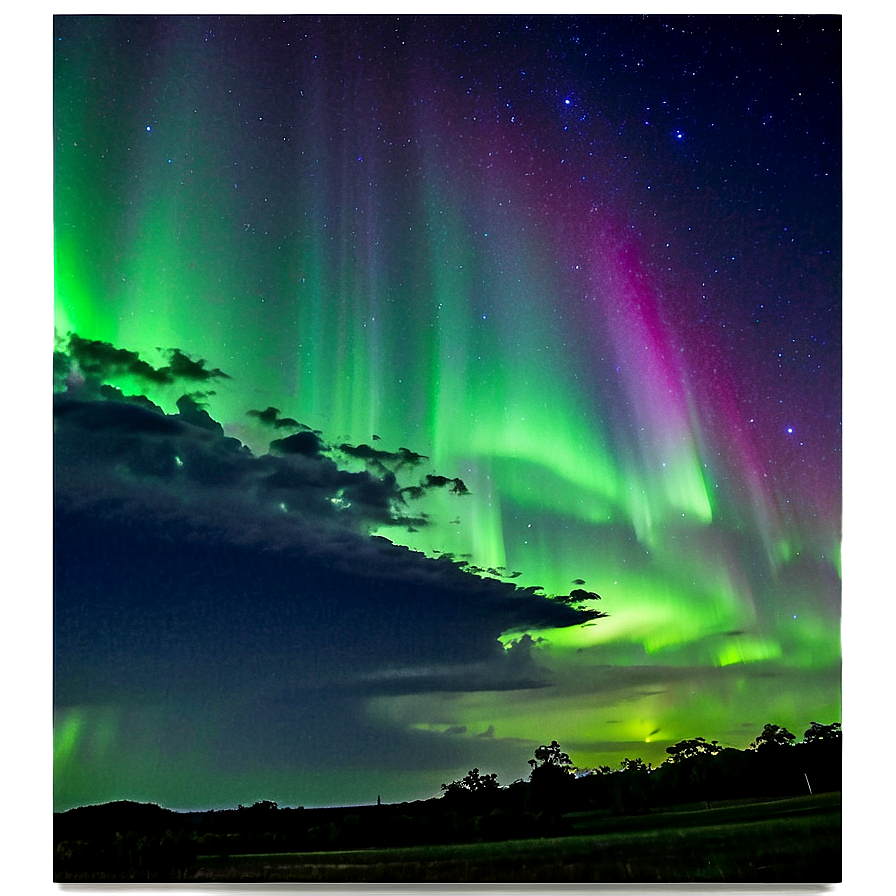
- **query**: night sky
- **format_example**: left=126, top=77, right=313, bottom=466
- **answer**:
left=53, top=14, right=841, bottom=812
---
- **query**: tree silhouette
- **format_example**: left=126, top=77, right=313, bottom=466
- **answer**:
left=440, top=768, right=500, bottom=798
left=750, top=723, right=796, bottom=750
left=620, top=757, right=652, bottom=772
left=528, top=740, right=573, bottom=774
left=527, top=740, right=575, bottom=812
left=664, top=736, right=721, bottom=763
left=612, top=757, right=653, bottom=814
left=803, top=721, right=841, bottom=743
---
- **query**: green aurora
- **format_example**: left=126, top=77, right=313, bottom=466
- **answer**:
left=53, top=15, right=840, bottom=811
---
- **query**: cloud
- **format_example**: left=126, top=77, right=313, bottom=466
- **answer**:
left=55, top=392, right=182, bottom=436
left=350, top=635, right=555, bottom=697
left=53, top=334, right=604, bottom=784
left=269, top=429, right=327, bottom=458
left=246, top=406, right=305, bottom=430
left=55, top=376, right=606, bottom=632
left=166, top=347, right=230, bottom=382
left=337, top=442, right=429, bottom=472
left=175, top=394, right=225, bottom=436
left=424, top=474, right=470, bottom=495
left=60, top=333, right=229, bottom=387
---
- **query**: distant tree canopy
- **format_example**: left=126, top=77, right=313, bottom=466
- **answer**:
left=527, top=740, right=576, bottom=810
left=750, top=724, right=796, bottom=751
left=803, top=721, right=841, bottom=743
left=664, top=736, right=722, bottom=763
left=528, top=740, right=573, bottom=776
left=440, top=768, right=500, bottom=798
left=619, top=757, right=652, bottom=773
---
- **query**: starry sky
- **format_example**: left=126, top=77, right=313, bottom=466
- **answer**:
left=52, top=13, right=841, bottom=812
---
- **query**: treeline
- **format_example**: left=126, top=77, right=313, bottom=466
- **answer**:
left=432, top=722, right=841, bottom=833
left=53, top=721, right=840, bottom=882
left=568, top=721, right=841, bottom=816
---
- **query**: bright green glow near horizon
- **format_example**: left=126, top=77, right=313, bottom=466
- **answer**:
left=371, top=667, right=839, bottom=770
left=54, top=709, right=83, bottom=767
left=713, top=636, right=783, bottom=667
left=53, top=702, right=452, bottom=812
left=366, top=654, right=841, bottom=774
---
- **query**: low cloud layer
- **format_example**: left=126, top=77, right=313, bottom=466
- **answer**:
left=54, top=334, right=604, bottom=796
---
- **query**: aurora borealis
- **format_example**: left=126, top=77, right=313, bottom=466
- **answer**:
left=53, top=14, right=841, bottom=812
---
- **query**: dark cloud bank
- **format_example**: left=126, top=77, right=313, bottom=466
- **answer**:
left=54, top=335, right=604, bottom=786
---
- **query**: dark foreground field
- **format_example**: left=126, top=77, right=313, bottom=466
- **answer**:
left=190, top=792, right=840, bottom=883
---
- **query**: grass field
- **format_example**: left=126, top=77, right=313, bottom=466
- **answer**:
left=191, top=792, right=841, bottom=883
